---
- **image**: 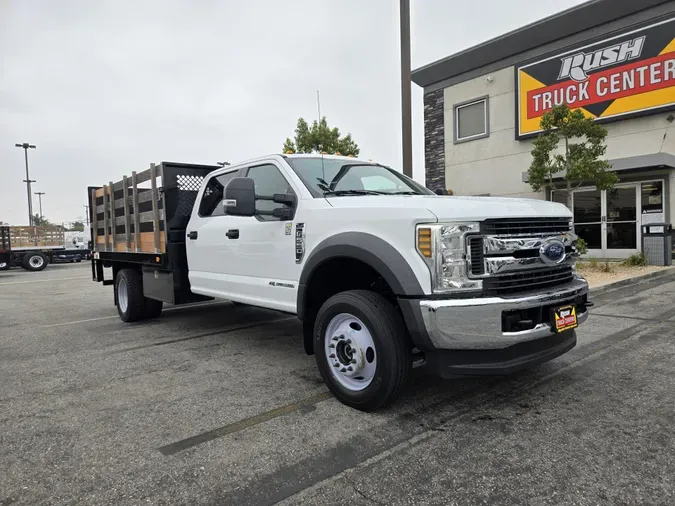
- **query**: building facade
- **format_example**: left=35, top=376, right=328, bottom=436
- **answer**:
left=412, top=0, right=675, bottom=258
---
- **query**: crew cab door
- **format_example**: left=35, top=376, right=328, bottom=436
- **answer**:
left=222, top=162, right=300, bottom=312
left=185, top=168, right=241, bottom=294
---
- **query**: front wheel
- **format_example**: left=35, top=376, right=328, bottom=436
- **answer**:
left=314, top=290, right=412, bottom=412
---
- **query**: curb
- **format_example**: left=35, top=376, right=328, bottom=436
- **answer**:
left=589, top=266, right=675, bottom=297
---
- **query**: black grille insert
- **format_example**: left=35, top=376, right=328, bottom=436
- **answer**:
left=483, top=266, right=574, bottom=296
left=481, top=218, right=571, bottom=236
left=469, top=237, right=485, bottom=275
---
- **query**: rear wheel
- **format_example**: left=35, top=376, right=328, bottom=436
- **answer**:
left=314, top=290, right=411, bottom=412
left=22, top=252, right=48, bottom=272
left=0, top=261, right=10, bottom=271
left=115, top=268, right=159, bottom=322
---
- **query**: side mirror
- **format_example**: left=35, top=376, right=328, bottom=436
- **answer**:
left=223, top=177, right=256, bottom=216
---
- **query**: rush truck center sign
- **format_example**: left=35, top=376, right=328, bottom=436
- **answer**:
left=516, top=17, right=675, bottom=138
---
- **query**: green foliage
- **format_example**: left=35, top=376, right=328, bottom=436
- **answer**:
left=528, top=104, right=617, bottom=207
left=283, top=117, right=360, bottom=157
left=576, top=237, right=588, bottom=255
left=32, top=214, right=50, bottom=226
left=622, top=251, right=648, bottom=267
left=68, top=221, right=85, bottom=232
left=588, top=256, right=599, bottom=269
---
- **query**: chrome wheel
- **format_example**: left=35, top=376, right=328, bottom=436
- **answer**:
left=118, top=277, right=129, bottom=313
left=0, top=262, right=7, bottom=270
left=29, top=255, right=44, bottom=269
left=324, top=313, right=377, bottom=392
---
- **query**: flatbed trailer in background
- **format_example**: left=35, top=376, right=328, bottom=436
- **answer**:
left=88, top=161, right=219, bottom=307
left=0, top=225, right=72, bottom=271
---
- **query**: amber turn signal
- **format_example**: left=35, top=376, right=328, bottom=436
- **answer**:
left=417, top=227, right=432, bottom=258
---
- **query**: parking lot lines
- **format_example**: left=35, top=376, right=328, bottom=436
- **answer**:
left=158, top=390, right=333, bottom=456
left=108, top=316, right=296, bottom=354
left=38, top=301, right=234, bottom=328
left=0, top=275, right=90, bottom=286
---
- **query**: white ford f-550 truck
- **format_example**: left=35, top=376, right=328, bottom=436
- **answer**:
left=89, top=154, right=590, bottom=411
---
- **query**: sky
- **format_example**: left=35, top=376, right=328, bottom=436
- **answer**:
left=0, top=0, right=586, bottom=226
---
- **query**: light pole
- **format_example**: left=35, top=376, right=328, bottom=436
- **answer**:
left=15, top=143, right=37, bottom=226
left=400, top=0, right=413, bottom=178
left=35, top=192, right=45, bottom=220
left=84, top=205, right=90, bottom=227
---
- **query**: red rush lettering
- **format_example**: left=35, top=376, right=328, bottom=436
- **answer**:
left=528, top=52, right=675, bottom=119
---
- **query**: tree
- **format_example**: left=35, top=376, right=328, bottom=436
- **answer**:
left=32, top=214, right=51, bottom=226
left=283, top=117, right=360, bottom=156
left=527, top=103, right=617, bottom=209
left=68, top=221, right=85, bottom=232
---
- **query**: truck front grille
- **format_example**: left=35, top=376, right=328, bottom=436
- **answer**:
left=481, top=218, right=571, bottom=236
left=482, top=266, right=574, bottom=297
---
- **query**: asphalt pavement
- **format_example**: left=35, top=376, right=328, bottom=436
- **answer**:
left=1, top=263, right=674, bottom=505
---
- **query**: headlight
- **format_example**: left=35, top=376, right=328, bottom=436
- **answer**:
left=416, top=222, right=482, bottom=293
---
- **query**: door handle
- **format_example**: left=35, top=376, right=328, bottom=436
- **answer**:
left=226, top=229, right=239, bottom=239
left=187, top=231, right=198, bottom=240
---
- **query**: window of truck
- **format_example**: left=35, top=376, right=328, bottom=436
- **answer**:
left=286, top=157, right=433, bottom=197
left=245, top=164, right=294, bottom=221
left=198, top=170, right=240, bottom=217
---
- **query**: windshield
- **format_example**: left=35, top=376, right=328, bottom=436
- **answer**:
left=285, top=157, right=434, bottom=197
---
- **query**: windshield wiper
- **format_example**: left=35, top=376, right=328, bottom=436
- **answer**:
left=389, top=191, right=420, bottom=195
left=323, top=189, right=389, bottom=196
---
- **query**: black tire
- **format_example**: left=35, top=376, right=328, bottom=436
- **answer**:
left=314, top=290, right=412, bottom=412
left=22, top=252, right=48, bottom=272
left=144, top=298, right=163, bottom=319
left=115, top=268, right=147, bottom=322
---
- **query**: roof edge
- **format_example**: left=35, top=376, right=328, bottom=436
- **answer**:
left=412, top=0, right=673, bottom=88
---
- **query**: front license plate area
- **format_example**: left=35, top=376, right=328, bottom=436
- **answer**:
left=552, top=304, right=578, bottom=333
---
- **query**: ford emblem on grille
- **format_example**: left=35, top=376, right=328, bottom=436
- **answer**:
left=539, top=239, right=566, bottom=264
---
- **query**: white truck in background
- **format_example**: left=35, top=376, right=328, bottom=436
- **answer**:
left=64, top=231, right=87, bottom=250
left=90, top=155, right=591, bottom=411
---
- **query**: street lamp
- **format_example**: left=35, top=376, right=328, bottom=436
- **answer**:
left=35, top=192, right=46, bottom=220
left=15, top=143, right=37, bottom=226
left=400, top=0, right=413, bottom=178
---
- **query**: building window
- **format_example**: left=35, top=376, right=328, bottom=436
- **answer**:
left=454, top=97, right=489, bottom=143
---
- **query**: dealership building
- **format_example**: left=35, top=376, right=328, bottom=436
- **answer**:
left=412, top=0, right=675, bottom=258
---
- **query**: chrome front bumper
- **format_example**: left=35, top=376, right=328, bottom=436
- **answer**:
left=418, top=276, right=589, bottom=350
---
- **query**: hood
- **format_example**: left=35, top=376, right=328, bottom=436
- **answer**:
left=325, top=195, right=571, bottom=221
